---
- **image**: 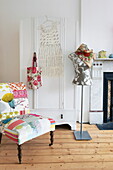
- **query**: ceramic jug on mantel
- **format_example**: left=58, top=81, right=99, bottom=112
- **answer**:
left=98, top=50, right=107, bottom=58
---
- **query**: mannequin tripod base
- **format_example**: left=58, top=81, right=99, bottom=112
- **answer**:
left=74, top=131, right=92, bottom=140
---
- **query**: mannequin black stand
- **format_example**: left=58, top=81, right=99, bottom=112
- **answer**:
left=74, top=85, right=92, bottom=140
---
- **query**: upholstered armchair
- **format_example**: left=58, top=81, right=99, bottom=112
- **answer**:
left=0, top=82, right=55, bottom=164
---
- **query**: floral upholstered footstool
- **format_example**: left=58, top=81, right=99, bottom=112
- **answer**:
left=0, top=82, right=55, bottom=164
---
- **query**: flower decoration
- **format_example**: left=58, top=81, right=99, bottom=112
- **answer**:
left=75, top=43, right=95, bottom=67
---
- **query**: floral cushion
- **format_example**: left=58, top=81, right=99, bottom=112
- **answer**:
left=0, top=82, right=30, bottom=121
left=2, top=114, right=55, bottom=145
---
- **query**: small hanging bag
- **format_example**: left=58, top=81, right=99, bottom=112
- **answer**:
left=27, top=52, right=42, bottom=90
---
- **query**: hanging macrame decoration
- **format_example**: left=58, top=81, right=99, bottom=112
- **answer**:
left=38, top=18, right=63, bottom=77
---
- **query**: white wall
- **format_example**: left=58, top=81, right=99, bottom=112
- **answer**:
left=81, top=0, right=113, bottom=56
left=0, top=0, right=80, bottom=83
left=0, top=0, right=81, bottom=123
left=3, top=0, right=113, bottom=122
left=80, top=0, right=113, bottom=122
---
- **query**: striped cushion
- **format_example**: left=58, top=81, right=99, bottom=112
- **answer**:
left=4, top=128, right=19, bottom=143
left=3, top=114, right=55, bottom=145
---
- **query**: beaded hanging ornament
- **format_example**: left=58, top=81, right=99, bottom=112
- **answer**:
left=38, top=19, right=63, bottom=77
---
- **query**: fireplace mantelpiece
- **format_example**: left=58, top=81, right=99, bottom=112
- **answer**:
left=89, top=58, right=113, bottom=124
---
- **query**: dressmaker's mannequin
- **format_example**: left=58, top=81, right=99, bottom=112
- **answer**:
left=68, top=43, right=95, bottom=86
left=68, top=44, right=95, bottom=140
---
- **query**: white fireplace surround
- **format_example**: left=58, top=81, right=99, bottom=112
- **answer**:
left=89, top=58, right=113, bottom=124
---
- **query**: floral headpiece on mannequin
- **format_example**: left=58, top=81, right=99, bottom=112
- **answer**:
left=75, top=43, right=95, bottom=68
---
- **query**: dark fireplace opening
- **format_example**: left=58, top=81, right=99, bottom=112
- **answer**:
left=103, top=72, right=113, bottom=123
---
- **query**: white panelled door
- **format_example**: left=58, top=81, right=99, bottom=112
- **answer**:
left=20, top=17, right=77, bottom=130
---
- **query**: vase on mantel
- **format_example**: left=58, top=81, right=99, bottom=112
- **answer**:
left=109, top=54, right=113, bottom=58
left=98, top=50, right=107, bottom=58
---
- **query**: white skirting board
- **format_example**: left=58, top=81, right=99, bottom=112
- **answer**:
left=30, top=108, right=76, bottom=130
left=89, top=111, right=103, bottom=124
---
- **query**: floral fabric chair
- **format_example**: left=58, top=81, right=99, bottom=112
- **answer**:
left=0, top=82, right=55, bottom=164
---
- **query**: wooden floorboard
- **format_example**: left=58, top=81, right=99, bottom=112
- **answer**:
left=0, top=124, right=113, bottom=169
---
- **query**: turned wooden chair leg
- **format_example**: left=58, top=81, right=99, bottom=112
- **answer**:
left=17, top=144, right=22, bottom=164
left=0, top=133, right=2, bottom=144
left=49, top=131, right=54, bottom=146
